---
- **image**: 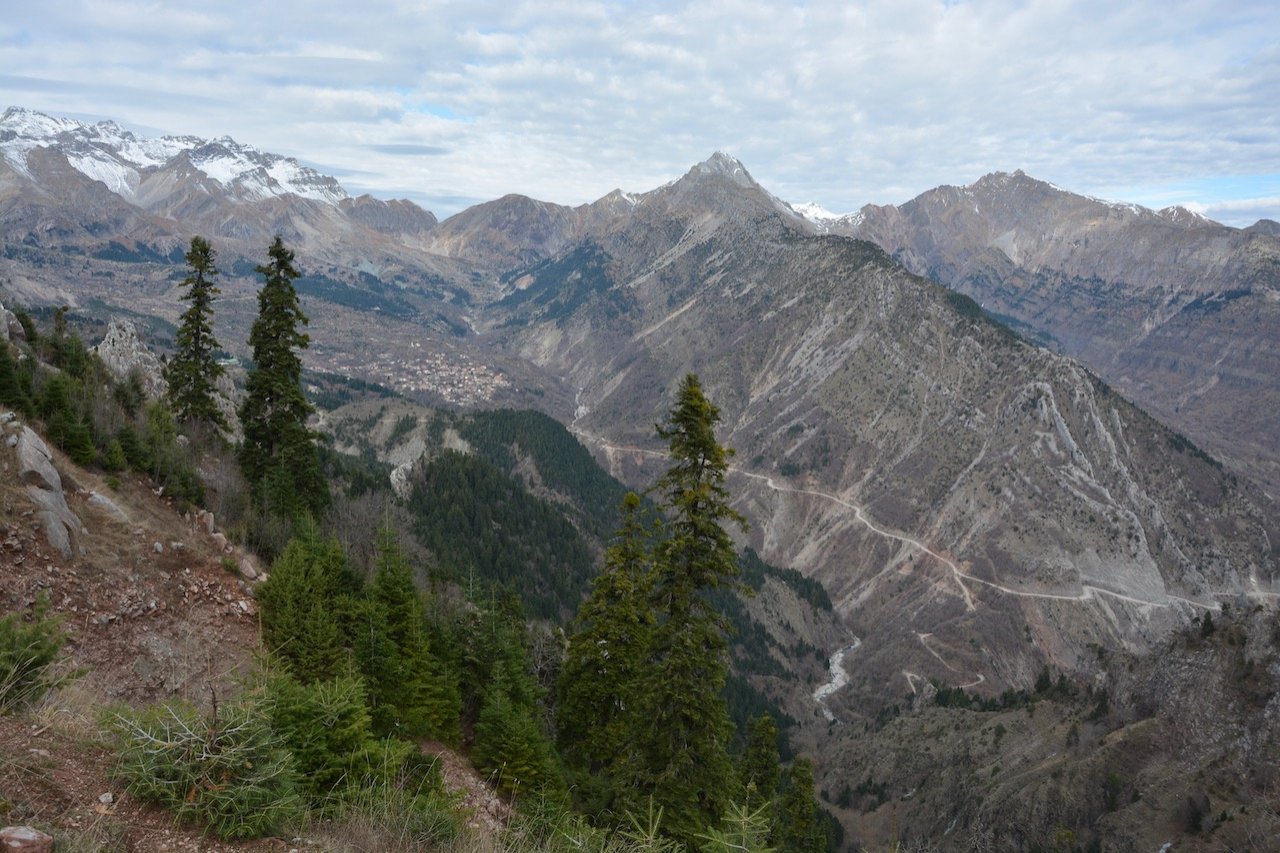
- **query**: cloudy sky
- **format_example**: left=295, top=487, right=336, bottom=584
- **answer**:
left=4, top=0, right=1278, bottom=225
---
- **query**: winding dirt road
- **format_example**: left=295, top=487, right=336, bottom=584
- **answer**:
left=572, top=429, right=1228, bottom=613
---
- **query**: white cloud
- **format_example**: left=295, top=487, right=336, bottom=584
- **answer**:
left=4, top=0, right=1279, bottom=222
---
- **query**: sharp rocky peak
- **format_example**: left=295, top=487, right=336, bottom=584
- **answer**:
left=685, top=151, right=758, bottom=188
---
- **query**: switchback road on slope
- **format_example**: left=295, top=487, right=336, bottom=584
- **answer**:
left=570, top=429, right=1239, bottom=614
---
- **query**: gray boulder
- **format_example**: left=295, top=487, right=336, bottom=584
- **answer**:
left=17, top=427, right=61, bottom=493
left=0, top=299, right=24, bottom=343
left=87, top=491, right=129, bottom=523
left=14, top=425, right=83, bottom=557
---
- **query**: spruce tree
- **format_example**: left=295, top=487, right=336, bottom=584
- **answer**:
left=164, top=236, right=227, bottom=430
left=238, top=236, right=326, bottom=516
left=356, top=527, right=460, bottom=743
left=256, top=521, right=353, bottom=683
left=628, top=374, right=746, bottom=842
left=774, top=758, right=825, bottom=853
left=0, top=338, right=33, bottom=414
left=740, top=713, right=781, bottom=812
left=265, top=670, right=411, bottom=806
left=473, top=659, right=565, bottom=799
left=558, top=492, right=654, bottom=773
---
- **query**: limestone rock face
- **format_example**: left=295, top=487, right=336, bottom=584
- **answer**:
left=0, top=299, right=24, bottom=343
left=92, top=318, right=166, bottom=400
left=16, top=426, right=61, bottom=492
left=13, top=423, right=84, bottom=557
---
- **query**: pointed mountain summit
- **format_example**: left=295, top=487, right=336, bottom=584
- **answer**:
left=685, top=150, right=758, bottom=188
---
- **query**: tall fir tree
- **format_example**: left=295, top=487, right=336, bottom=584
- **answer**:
left=627, top=374, right=747, bottom=842
left=238, top=236, right=326, bottom=516
left=558, top=492, right=654, bottom=772
left=740, top=713, right=781, bottom=812
left=164, top=236, right=227, bottom=430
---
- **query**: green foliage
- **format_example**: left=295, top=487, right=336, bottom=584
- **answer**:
left=305, top=764, right=460, bottom=849
left=101, top=437, right=127, bottom=472
left=773, top=759, right=825, bottom=853
left=473, top=659, right=565, bottom=799
left=558, top=492, right=655, bottom=779
left=0, top=596, right=75, bottom=712
left=0, top=338, right=34, bottom=415
left=256, top=522, right=358, bottom=683
left=460, top=408, right=633, bottom=538
left=355, top=528, right=460, bottom=742
left=406, top=449, right=593, bottom=619
left=115, top=424, right=150, bottom=470
left=737, top=548, right=832, bottom=612
left=239, top=235, right=327, bottom=517
left=740, top=714, right=781, bottom=812
left=1201, top=611, right=1217, bottom=638
left=165, top=236, right=228, bottom=430
left=43, top=306, right=92, bottom=377
left=264, top=670, right=413, bottom=808
left=138, top=403, right=204, bottom=505
left=627, top=374, right=746, bottom=842
left=697, top=801, right=777, bottom=853
left=14, top=308, right=37, bottom=346
left=111, top=698, right=299, bottom=839
left=45, top=402, right=97, bottom=466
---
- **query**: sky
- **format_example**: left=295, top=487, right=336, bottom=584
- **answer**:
left=3, top=0, right=1279, bottom=226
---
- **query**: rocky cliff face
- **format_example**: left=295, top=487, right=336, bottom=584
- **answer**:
left=838, top=170, right=1280, bottom=493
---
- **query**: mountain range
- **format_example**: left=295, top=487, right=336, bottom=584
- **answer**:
left=4, top=104, right=1277, bottom=671
left=3, top=105, right=1279, bottom=846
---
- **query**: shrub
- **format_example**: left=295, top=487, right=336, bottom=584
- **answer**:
left=111, top=698, right=299, bottom=839
left=0, top=595, right=75, bottom=712
left=265, top=670, right=413, bottom=807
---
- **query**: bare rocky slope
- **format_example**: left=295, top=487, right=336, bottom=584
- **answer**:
left=838, top=170, right=1280, bottom=494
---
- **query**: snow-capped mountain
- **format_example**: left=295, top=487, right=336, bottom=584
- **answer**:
left=788, top=200, right=863, bottom=232
left=1, top=106, right=347, bottom=205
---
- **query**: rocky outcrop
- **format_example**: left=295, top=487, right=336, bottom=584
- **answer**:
left=0, top=299, right=24, bottom=343
left=87, top=491, right=128, bottom=523
left=6, top=418, right=84, bottom=557
left=91, top=318, right=166, bottom=400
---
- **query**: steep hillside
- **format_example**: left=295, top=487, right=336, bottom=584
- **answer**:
left=841, top=170, right=1280, bottom=493
left=479, top=158, right=1278, bottom=706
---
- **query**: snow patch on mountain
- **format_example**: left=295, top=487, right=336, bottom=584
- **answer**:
left=0, top=106, right=347, bottom=205
left=790, top=200, right=864, bottom=233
